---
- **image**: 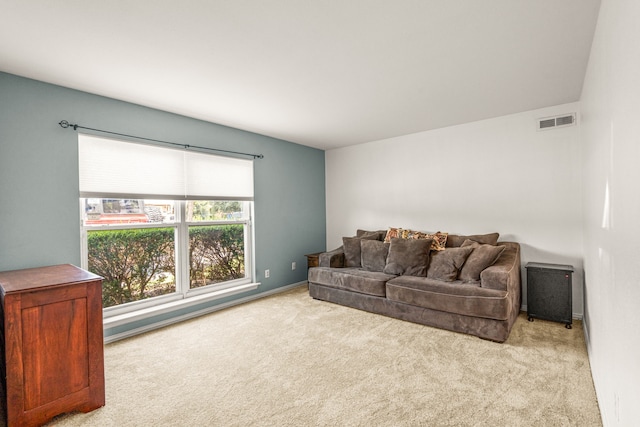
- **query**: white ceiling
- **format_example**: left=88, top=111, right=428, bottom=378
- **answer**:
left=0, top=1, right=601, bottom=150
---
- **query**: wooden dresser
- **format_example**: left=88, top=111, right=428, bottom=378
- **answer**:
left=0, top=264, right=105, bottom=426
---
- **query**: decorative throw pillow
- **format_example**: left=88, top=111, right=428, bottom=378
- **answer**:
left=343, top=234, right=379, bottom=267
left=384, top=227, right=448, bottom=251
left=446, top=233, right=499, bottom=248
left=342, top=237, right=362, bottom=267
left=360, top=240, right=390, bottom=272
left=383, top=238, right=432, bottom=277
left=384, top=227, right=402, bottom=243
left=458, top=240, right=506, bottom=282
left=424, top=231, right=448, bottom=251
left=427, top=246, right=475, bottom=281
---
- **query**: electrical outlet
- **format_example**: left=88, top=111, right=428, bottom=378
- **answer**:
left=265, top=269, right=270, bottom=278
left=292, top=262, right=296, bottom=270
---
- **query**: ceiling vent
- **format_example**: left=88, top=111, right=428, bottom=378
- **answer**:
left=537, top=113, right=576, bottom=131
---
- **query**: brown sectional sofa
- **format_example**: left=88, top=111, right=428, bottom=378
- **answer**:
left=308, top=230, right=522, bottom=342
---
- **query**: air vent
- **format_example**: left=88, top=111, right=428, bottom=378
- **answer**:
left=537, top=113, right=576, bottom=131
left=539, top=118, right=556, bottom=129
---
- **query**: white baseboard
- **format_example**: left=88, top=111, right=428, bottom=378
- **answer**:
left=104, top=281, right=308, bottom=344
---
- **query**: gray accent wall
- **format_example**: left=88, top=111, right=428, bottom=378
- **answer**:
left=0, top=72, right=325, bottom=336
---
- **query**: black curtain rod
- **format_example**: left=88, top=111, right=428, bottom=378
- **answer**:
left=58, top=120, right=264, bottom=159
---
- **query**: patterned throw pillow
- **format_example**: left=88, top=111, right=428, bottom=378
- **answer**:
left=384, top=227, right=448, bottom=251
left=384, top=227, right=402, bottom=242
left=426, top=232, right=448, bottom=251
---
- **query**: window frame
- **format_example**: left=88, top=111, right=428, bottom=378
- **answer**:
left=80, top=198, right=255, bottom=319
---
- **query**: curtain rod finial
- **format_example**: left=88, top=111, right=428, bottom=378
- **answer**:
left=257, top=154, right=264, bottom=159
left=58, top=120, right=78, bottom=130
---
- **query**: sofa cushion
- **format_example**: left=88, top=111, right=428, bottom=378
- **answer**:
left=383, top=238, right=432, bottom=277
left=427, top=246, right=475, bottom=281
left=308, top=267, right=395, bottom=297
left=343, top=234, right=379, bottom=268
left=361, top=240, right=390, bottom=272
left=446, top=232, right=499, bottom=248
left=386, top=275, right=510, bottom=320
left=458, top=240, right=506, bottom=282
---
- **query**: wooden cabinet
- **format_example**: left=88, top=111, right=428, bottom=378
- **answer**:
left=305, top=253, right=321, bottom=269
left=0, top=264, right=105, bottom=426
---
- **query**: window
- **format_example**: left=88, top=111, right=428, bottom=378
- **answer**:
left=78, top=134, right=255, bottom=317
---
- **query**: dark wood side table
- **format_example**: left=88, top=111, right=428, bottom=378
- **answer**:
left=305, top=253, right=322, bottom=269
left=0, top=264, right=105, bottom=426
left=525, top=262, right=574, bottom=329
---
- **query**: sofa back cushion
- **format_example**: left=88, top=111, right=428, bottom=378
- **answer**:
left=383, top=238, right=432, bottom=277
left=356, top=229, right=387, bottom=241
left=446, top=232, right=499, bottom=248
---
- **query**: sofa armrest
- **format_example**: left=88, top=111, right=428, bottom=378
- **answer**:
left=319, top=246, right=345, bottom=268
left=480, top=242, right=521, bottom=292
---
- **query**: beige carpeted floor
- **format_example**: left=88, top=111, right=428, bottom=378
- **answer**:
left=49, top=285, right=601, bottom=426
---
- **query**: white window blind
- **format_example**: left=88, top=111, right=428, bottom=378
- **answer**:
left=78, top=134, right=254, bottom=200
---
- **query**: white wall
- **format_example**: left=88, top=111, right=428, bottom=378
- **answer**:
left=580, top=0, right=640, bottom=424
left=326, top=102, right=584, bottom=316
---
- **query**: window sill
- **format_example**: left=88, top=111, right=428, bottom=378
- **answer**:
left=103, top=282, right=260, bottom=330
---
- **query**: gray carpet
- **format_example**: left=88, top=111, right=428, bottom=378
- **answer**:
left=49, top=285, right=601, bottom=426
